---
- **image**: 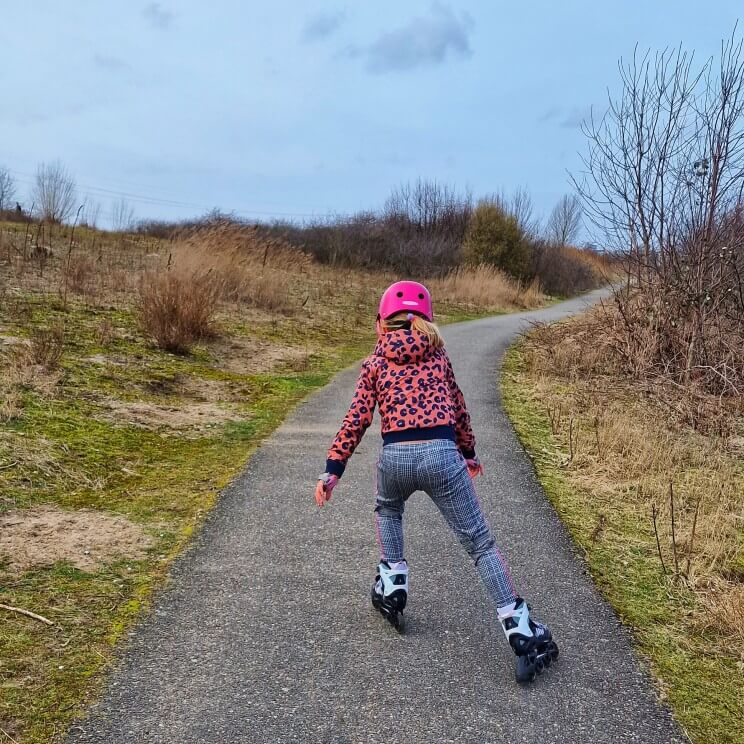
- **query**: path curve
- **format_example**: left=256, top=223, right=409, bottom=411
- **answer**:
left=67, top=290, right=685, bottom=744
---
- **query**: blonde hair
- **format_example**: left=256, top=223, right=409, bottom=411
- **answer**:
left=382, top=313, right=444, bottom=348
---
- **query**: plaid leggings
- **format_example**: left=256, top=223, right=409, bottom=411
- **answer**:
left=374, top=440, right=518, bottom=608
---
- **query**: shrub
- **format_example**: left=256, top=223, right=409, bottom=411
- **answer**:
left=462, top=201, right=532, bottom=279
left=138, top=264, right=222, bottom=354
left=530, top=242, right=606, bottom=296
left=29, top=324, right=65, bottom=369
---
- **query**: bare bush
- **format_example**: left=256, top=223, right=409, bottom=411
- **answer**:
left=33, top=161, right=77, bottom=224
left=270, top=180, right=471, bottom=276
left=0, top=166, right=16, bottom=212
left=81, top=199, right=102, bottom=229
left=29, top=324, right=65, bottom=370
left=111, top=198, right=136, bottom=232
left=487, top=187, right=540, bottom=238
left=65, top=253, right=96, bottom=294
left=575, top=32, right=744, bottom=397
left=546, top=194, right=583, bottom=246
left=139, top=264, right=223, bottom=354
left=531, top=242, right=606, bottom=296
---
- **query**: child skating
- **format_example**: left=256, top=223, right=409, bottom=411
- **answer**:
left=314, top=281, right=558, bottom=683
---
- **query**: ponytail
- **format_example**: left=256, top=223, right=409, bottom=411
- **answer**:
left=382, top=313, right=444, bottom=349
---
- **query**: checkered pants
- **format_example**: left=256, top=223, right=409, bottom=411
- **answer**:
left=374, top=440, right=518, bottom=608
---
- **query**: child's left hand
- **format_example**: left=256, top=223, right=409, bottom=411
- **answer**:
left=465, top=457, right=484, bottom=479
left=315, top=473, right=339, bottom=507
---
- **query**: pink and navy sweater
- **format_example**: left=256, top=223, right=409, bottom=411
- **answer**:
left=325, top=330, right=475, bottom=477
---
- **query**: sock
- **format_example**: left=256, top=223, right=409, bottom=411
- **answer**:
left=497, top=600, right=517, bottom=619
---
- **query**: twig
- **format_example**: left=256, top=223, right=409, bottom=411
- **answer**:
left=669, top=482, right=680, bottom=576
left=0, top=603, right=55, bottom=626
left=0, top=461, right=19, bottom=470
left=0, top=726, right=20, bottom=743
left=568, top=415, right=576, bottom=462
left=651, top=498, right=668, bottom=575
left=684, top=495, right=702, bottom=579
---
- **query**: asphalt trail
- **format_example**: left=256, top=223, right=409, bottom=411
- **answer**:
left=67, top=290, right=686, bottom=744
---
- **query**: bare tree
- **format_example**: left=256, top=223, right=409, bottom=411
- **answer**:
left=487, top=187, right=540, bottom=238
left=81, top=199, right=102, bottom=229
left=0, top=166, right=16, bottom=211
left=573, top=31, right=744, bottom=397
left=33, top=160, right=77, bottom=223
left=546, top=194, right=583, bottom=246
left=111, top=198, right=136, bottom=232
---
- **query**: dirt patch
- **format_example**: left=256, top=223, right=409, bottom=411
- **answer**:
left=211, top=335, right=309, bottom=374
left=100, top=399, right=240, bottom=432
left=177, top=375, right=233, bottom=402
left=0, top=507, right=155, bottom=572
left=0, top=335, right=29, bottom=348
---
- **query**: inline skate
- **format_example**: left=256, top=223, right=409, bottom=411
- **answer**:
left=371, top=559, right=408, bottom=632
left=498, top=598, right=559, bottom=683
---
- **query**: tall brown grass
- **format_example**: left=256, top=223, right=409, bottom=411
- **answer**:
left=521, top=313, right=743, bottom=595
left=137, top=222, right=312, bottom=352
left=431, top=264, right=544, bottom=310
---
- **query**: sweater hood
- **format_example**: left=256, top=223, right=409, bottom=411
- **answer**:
left=374, top=330, right=435, bottom=365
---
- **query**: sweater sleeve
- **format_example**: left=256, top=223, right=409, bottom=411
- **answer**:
left=442, top=349, right=476, bottom=458
left=325, top=359, right=377, bottom=477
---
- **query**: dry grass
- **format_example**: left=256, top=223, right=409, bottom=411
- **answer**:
left=136, top=223, right=315, bottom=352
left=0, top=333, right=62, bottom=423
left=504, top=312, right=744, bottom=742
left=431, top=264, right=545, bottom=310
left=515, top=312, right=743, bottom=632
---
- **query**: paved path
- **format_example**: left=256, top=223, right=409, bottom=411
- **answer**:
left=67, top=290, right=685, bottom=744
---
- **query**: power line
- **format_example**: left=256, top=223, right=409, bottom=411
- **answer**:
left=5, top=167, right=346, bottom=220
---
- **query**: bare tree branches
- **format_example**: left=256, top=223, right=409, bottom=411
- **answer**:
left=33, top=161, right=77, bottom=224
left=547, top=194, right=583, bottom=246
left=111, top=198, right=136, bottom=232
left=0, top=166, right=16, bottom=212
left=573, top=29, right=744, bottom=398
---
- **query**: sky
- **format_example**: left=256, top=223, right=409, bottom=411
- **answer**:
left=1, top=1, right=742, bottom=229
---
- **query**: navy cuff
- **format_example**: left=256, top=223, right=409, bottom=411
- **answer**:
left=325, top=459, right=346, bottom=477
left=461, top=447, right=476, bottom=459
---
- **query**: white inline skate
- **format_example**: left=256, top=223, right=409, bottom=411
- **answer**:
left=371, top=560, right=408, bottom=632
left=498, top=598, right=559, bottom=683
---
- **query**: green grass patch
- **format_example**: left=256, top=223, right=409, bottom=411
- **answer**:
left=501, top=342, right=744, bottom=744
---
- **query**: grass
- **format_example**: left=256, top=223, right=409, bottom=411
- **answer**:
left=0, top=218, right=552, bottom=743
left=501, top=331, right=744, bottom=744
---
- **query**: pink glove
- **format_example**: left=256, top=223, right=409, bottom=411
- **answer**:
left=315, top=473, right=339, bottom=507
left=465, top=457, right=484, bottom=479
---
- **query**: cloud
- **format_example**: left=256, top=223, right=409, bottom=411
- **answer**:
left=539, top=105, right=591, bottom=129
left=143, top=3, right=174, bottom=30
left=349, top=3, right=472, bottom=74
left=93, top=54, right=131, bottom=73
left=302, top=10, right=346, bottom=42
left=560, top=106, right=591, bottom=129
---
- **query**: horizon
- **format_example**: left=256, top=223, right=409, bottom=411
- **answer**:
left=2, top=1, right=742, bottom=232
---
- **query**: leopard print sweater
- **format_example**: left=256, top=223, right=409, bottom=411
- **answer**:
left=325, top=330, right=475, bottom=476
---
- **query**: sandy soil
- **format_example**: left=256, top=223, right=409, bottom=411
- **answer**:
left=0, top=506, right=155, bottom=572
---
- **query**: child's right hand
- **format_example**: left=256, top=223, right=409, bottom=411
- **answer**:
left=315, top=473, right=339, bottom=507
left=465, top=457, right=484, bottom=479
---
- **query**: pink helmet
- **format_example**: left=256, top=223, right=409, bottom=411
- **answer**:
left=378, top=281, right=433, bottom=321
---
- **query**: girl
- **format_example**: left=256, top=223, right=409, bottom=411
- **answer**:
left=314, top=281, right=558, bottom=683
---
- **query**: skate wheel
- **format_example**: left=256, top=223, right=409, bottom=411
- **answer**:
left=515, top=654, right=537, bottom=684
left=548, top=642, right=559, bottom=661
